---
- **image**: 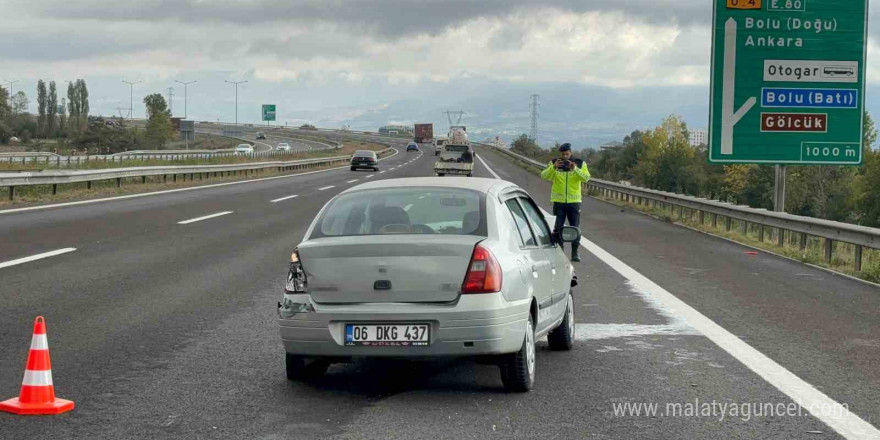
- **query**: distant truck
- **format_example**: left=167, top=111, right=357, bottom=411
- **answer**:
left=414, top=123, right=434, bottom=143
left=433, top=128, right=474, bottom=177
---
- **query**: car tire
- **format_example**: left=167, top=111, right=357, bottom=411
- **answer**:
left=350, top=167, right=357, bottom=171
left=499, top=316, right=535, bottom=392
left=285, top=353, right=329, bottom=381
left=437, top=173, right=445, bottom=177
left=467, top=173, right=473, bottom=177
left=547, top=291, right=575, bottom=351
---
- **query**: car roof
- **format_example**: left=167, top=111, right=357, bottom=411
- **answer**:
left=341, top=177, right=517, bottom=196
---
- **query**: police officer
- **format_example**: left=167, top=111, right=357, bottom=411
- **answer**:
left=540, top=143, right=590, bottom=262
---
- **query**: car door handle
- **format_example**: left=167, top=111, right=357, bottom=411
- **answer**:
left=531, top=265, right=538, bottom=272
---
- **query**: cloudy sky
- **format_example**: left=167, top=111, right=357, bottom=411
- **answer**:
left=2, top=0, right=879, bottom=147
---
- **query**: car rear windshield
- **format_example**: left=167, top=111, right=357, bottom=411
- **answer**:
left=311, top=188, right=486, bottom=238
left=445, top=145, right=469, bottom=152
left=353, top=151, right=375, bottom=157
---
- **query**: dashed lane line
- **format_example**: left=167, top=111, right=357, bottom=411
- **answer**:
left=0, top=248, right=77, bottom=270
left=178, top=211, right=234, bottom=225
left=270, top=195, right=299, bottom=203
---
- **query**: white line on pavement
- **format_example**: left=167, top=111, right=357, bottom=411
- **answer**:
left=379, top=171, right=386, bottom=174
left=318, top=186, right=335, bottom=191
left=366, top=175, right=374, bottom=178
left=270, top=195, right=299, bottom=203
left=477, top=151, right=880, bottom=439
left=0, top=248, right=77, bottom=270
left=178, top=211, right=233, bottom=225
left=346, top=180, right=359, bottom=184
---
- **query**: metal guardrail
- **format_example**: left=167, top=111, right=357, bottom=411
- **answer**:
left=0, top=148, right=394, bottom=201
left=482, top=143, right=880, bottom=273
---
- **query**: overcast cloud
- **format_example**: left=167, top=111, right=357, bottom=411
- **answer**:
left=1, top=0, right=878, bottom=146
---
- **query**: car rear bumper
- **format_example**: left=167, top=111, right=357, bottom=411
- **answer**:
left=278, top=293, right=529, bottom=357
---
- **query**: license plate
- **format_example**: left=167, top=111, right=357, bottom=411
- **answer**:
left=345, top=324, right=430, bottom=346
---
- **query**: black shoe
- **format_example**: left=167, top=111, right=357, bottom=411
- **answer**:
left=571, top=251, right=581, bottom=263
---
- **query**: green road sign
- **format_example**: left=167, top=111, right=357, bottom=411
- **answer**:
left=262, top=104, right=276, bottom=122
left=709, top=0, right=868, bottom=165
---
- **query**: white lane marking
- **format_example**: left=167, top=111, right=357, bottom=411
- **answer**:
left=578, top=235, right=880, bottom=439
left=318, top=186, right=335, bottom=191
left=575, top=323, right=700, bottom=340
left=177, top=211, right=233, bottom=225
left=346, top=180, right=359, bottom=184
left=379, top=171, right=386, bottom=174
left=0, top=148, right=400, bottom=216
left=476, top=154, right=501, bottom=180
left=270, top=195, right=299, bottom=203
left=0, top=248, right=77, bottom=270
left=366, top=175, right=374, bottom=178
left=479, top=149, right=880, bottom=439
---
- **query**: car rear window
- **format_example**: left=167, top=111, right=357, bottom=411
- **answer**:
left=446, top=145, right=469, bottom=152
left=353, top=151, right=375, bottom=157
left=311, top=188, right=486, bottom=238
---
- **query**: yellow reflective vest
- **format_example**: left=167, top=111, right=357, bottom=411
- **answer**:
left=540, top=158, right=591, bottom=203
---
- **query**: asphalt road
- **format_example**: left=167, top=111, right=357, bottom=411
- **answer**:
left=0, top=144, right=877, bottom=439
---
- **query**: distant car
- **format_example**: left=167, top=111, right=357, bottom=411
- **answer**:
left=433, top=138, right=447, bottom=156
left=235, top=144, right=254, bottom=154
left=256, top=132, right=267, bottom=140
left=406, top=142, right=419, bottom=152
left=350, top=150, right=379, bottom=171
left=277, top=143, right=291, bottom=151
left=278, top=177, right=580, bottom=392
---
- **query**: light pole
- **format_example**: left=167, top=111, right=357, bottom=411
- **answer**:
left=2, top=79, right=18, bottom=95
left=224, top=80, right=247, bottom=127
left=121, top=80, right=142, bottom=120
left=174, top=80, right=196, bottom=119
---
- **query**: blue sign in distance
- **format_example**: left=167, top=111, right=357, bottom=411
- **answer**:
left=761, top=88, right=858, bottom=109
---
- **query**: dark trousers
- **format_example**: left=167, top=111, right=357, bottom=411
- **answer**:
left=553, top=202, right=581, bottom=251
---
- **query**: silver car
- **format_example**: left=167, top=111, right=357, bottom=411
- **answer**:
left=278, top=177, right=579, bottom=391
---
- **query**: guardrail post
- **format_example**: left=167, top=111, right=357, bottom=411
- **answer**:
left=678, top=206, right=683, bottom=219
left=163, top=175, right=167, bottom=183
left=142, top=176, right=147, bottom=184
left=87, top=181, right=92, bottom=190
left=712, top=214, right=718, bottom=228
left=758, top=225, right=765, bottom=242
left=854, top=245, right=863, bottom=272
left=173, top=174, right=177, bottom=183
left=725, top=217, right=732, bottom=232
left=800, top=233, right=808, bottom=250
left=116, top=178, right=122, bottom=187
left=8, top=186, right=13, bottom=201
left=777, top=229, right=785, bottom=247
left=699, top=210, right=705, bottom=225
left=825, top=239, right=834, bottom=263
left=52, top=184, right=57, bottom=195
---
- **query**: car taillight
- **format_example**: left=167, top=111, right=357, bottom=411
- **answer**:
left=461, top=244, right=502, bottom=294
left=285, top=250, right=308, bottom=293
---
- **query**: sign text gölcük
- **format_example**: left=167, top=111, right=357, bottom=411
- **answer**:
left=709, top=0, right=868, bottom=165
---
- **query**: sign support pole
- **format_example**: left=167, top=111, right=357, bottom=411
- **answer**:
left=774, top=165, right=786, bottom=212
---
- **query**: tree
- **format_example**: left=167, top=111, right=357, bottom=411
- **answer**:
left=11, top=91, right=28, bottom=115
left=67, top=82, right=80, bottom=136
left=47, top=81, right=58, bottom=138
left=37, top=80, right=47, bottom=138
left=0, top=86, right=11, bottom=143
left=143, top=93, right=173, bottom=148
left=77, top=79, right=89, bottom=126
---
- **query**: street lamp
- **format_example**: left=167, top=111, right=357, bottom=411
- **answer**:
left=174, top=80, right=196, bottom=119
left=121, top=80, right=142, bottom=120
left=2, top=79, right=18, bottom=95
left=224, top=80, right=247, bottom=126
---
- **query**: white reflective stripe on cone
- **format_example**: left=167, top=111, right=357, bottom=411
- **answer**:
left=30, top=334, right=48, bottom=350
left=22, top=369, right=53, bottom=386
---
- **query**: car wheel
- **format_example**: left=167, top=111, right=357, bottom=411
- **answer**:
left=350, top=167, right=357, bottom=171
left=547, top=291, right=575, bottom=351
left=499, top=316, right=535, bottom=392
left=467, top=173, right=473, bottom=177
left=285, top=353, right=329, bottom=381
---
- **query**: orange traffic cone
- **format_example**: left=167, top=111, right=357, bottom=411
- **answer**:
left=0, top=316, right=74, bottom=415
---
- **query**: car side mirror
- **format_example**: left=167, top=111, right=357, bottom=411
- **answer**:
left=557, top=226, right=580, bottom=243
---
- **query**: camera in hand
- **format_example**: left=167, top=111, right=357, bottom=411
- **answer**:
left=555, top=159, right=572, bottom=172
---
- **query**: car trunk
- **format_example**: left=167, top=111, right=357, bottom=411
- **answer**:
left=298, top=235, right=483, bottom=304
